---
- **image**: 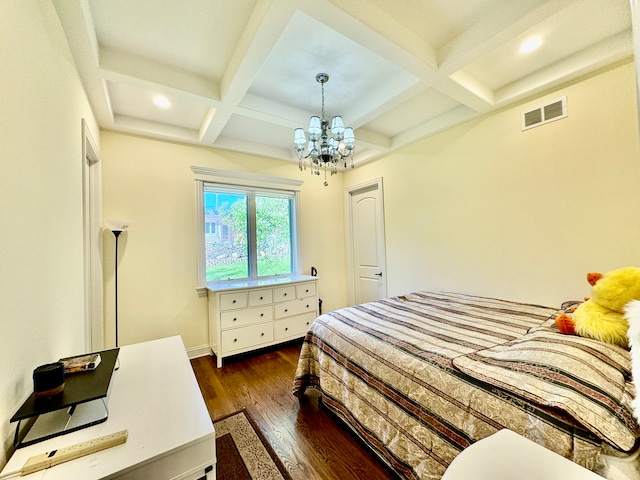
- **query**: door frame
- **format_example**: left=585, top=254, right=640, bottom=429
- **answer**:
left=345, top=177, right=388, bottom=306
left=82, top=119, right=104, bottom=351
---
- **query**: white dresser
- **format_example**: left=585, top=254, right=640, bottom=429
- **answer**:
left=207, top=275, right=319, bottom=367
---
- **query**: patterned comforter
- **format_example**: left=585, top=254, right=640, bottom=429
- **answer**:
left=293, top=292, right=639, bottom=480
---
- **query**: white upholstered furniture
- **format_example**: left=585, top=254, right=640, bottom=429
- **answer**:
left=442, top=429, right=603, bottom=480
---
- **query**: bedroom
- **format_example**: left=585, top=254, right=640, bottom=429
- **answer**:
left=2, top=0, right=640, bottom=477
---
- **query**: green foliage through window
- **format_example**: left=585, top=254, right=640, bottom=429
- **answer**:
left=203, top=186, right=294, bottom=282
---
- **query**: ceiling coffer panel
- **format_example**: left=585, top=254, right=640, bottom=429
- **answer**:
left=52, top=0, right=632, bottom=165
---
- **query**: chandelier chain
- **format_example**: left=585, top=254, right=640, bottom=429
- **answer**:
left=321, top=81, right=325, bottom=120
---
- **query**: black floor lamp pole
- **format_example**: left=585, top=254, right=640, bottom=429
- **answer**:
left=112, top=230, right=122, bottom=348
left=106, top=220, right=129, bottom=349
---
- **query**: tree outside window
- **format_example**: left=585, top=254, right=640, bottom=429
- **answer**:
left=204, top=188, right=294, bottom=282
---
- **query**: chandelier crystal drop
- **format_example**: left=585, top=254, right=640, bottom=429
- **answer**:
left=294, top=73, right=355, bottom=186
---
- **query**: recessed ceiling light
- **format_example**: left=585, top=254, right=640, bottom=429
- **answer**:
left=519, top=37, right=542, bottom=54
left=153, top=96, right=171, bottom=109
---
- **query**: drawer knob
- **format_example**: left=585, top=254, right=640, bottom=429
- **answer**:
left=261, top=332, right=265, bottom=336
left=306, top=289, right=309, bottom=293
left=260, top=296, right=263, bottom=300
left=233, top=318, right=237, bottom=322
left=232, top=300, right=236, bottom=304
left=306, top=304, right=309, bottom=308
left=306, top=321, right=310, bottom=325
left=233, top=338, right=237, bottom=342
left=284, top=309, right=288, bottom=312
left=284, top=293, right=288, bottom=296
left=260, top=313, right=264, bottom=317
left=285, top=327, right=288, bottom=331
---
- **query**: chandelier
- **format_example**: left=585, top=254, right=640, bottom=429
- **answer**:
left=294, top=73, right=355, bottom=186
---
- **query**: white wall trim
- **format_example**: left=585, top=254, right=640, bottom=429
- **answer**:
left=194, top=179, right=206, bottom=290
left=187, top=344, right=212, bottom=360
left=190, top=166, right=303, bottom=191
left=82, top=118, right=104, bottom=352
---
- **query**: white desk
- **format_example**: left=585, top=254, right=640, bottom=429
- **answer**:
left=2, top=336, right=216, bottom=479
left=442, top=429, right=603, bottom=480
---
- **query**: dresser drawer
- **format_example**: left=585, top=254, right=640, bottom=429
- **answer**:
left=273, top=285, right=296, bottom=302
left=275, top=312, right=316, bottom=340
left=219, top=292, right=247, bottom=310
left=221, top=324, right=274, bottom=352
left=248, top=289, right=272, bottom=306
left=296, top=282, right=316, bottom=298
left=274, top=298, right=317, bottom=319
left=220, top=306, right=272, bottom=330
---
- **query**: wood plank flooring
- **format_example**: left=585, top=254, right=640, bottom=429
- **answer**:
left=190, top=341, right=398, bottom=480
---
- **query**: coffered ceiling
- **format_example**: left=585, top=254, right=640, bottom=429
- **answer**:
left=53, top=0, right=633, bottom=166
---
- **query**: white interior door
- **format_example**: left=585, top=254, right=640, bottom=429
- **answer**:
left=347, top=178, right=387, bottom=305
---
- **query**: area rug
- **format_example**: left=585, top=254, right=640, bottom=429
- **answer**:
left=213, top=410, right=292, bottom=480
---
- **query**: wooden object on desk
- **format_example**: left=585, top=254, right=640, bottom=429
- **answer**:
left=208, top=275, right=319, bottom=368
left=2, top=336, right=216, bottom=480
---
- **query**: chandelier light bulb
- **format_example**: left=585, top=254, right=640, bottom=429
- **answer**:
left=308, top=116, right=322, bottom=135
left=331, top=116, right=345, bottom=135
left=294, top=128, right=306, bottom=146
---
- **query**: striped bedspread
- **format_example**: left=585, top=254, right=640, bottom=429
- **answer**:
left=293, top=292, right=638, bottom=480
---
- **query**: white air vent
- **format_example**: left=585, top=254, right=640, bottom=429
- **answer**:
left=521, top=96, right=567, bottom=131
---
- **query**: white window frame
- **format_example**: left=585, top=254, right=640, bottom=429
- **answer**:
left=192, top=166, right=303, bottom=289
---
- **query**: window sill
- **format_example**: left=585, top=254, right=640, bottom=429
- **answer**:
left=204, top=275, right=317, bottom=293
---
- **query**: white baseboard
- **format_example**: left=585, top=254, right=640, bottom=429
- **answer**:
left=186, top=344, right=211, bottom=360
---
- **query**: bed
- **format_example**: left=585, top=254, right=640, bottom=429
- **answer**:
left=293, top=291, right=640, bottom=480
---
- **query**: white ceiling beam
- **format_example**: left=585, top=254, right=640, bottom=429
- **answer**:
left=495, top=30, right=633, bottom=104
left=112, top=115, right=201, bottom=143
left=99, top=47, right=219, bottom=105
left=438, top=0, right=580, bottom=75
left=52, top=0, right=114, bottom=125
left=199, top=0, right=297, bottom=146
left=234, top=93, right=311, bottom=129
left=448, top=71, right=495, bottom=105
left=213, top=135, right=293, bottom=161
left=345, top=79, right=427, bottom=130
left=352, top=148, right=387, bottom=167
left=354, top=127, right=392, bottom=151
left=391, top=105, right=476, bottom=151
left=320, top=0, right=439, bottom=69
left=298, top=1, right=492, bottom=114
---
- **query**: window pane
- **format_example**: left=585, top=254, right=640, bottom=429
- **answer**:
left=256, top=195, right=292, bottom=277
left=204, top=191, right=248, bottom=281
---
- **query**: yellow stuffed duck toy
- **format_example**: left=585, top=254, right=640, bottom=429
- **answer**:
left=555, top=267, right=640, bottom=348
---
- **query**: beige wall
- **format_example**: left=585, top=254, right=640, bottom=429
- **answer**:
left=345, top=61, right=640, bottom=307
left=0, top=0, right=100, bottom=467
left=100, top=133, right=349, bottom=352
left=101, top=61, right=640, bottom=357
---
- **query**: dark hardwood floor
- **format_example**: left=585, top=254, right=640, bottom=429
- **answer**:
left=190, top=341, right=398, bottom=480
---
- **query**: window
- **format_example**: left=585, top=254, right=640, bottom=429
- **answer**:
left=192, top=167, right=303, bottom=287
